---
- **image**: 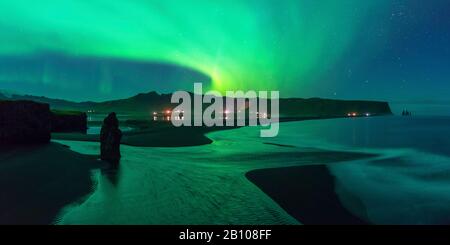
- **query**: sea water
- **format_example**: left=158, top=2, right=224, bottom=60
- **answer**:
left=56, top=116, right=450, bottom=224
left=266, top=116, right=450, bottom=224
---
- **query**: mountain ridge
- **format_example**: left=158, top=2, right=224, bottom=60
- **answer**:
left=0, top=90, right=393, bottom=117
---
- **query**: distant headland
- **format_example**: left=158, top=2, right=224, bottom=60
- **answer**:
left=0, top=90, right=392, bottom=118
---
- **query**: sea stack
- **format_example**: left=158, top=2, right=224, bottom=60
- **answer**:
left=100, top=112, right=122, bottom=164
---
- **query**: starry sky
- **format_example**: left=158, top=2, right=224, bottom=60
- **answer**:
left=0, top=0, right=449, bottom=104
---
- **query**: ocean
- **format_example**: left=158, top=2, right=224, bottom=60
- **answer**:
left=267, top=116, right=450, bottom=224
left=56, top=116, right=450, bottom=224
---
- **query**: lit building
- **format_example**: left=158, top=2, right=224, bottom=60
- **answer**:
left=151, top=109, right=183, bottom=121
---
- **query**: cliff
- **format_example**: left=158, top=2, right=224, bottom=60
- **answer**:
left=90, top=92, right=393, bottom=117
left=279, top=98, right=392, bottom=117
left=1, top=91, right=393, bottom=118
left=0, top=100, right=52, bottom=144
left=0, top=100, right=88, bottom=145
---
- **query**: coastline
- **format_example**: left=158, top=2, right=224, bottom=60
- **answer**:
left=0, top=142, right=105, bottom=224
left=52, top=125, right=237, bottom=147
left=51, top=116, right=362, bottom=148
left=246, top=164, right=369, bottom=225
left=2, top=117, right=378, bottom=224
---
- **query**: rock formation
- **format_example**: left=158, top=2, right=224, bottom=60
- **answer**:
left=0, top=100, right=52, bottom=144
left=100, top=112, right=122, bottom=164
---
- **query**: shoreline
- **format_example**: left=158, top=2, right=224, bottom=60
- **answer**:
left=246, top=164, right=370, bottom=225
left=0, top=142, right=105, bottom=224
left=52, top=125, right=239, bottom=147
left=52, top=116, right=377, bottom=148
left=2, top=117, right=378, bottom=224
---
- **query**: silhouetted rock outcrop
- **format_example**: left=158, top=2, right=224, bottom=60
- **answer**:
left=100, top=112, right=122, bottom=164
left=0, top=100, right=52, bottom=144
left=51, top=110, right=87, bottom=132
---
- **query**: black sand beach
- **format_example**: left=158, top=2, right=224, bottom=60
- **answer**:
left=51, top=117, right=327, bottom=147
left=1, top=125, right=233, bottom=224
left=53, top=125, right=239, bottom=147
left=2, top=119, right=376, bottom=224
left=246, top=165, right=369, bottom=225
left=0, top=143, right=105, bottom=224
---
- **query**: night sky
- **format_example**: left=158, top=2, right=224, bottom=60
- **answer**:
left=0, top=0, right=449, bottom=105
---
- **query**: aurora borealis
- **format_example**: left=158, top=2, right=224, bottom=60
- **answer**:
left=0, top=0, right=449, bottom=102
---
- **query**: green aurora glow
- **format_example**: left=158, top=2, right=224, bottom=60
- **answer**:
left=0, top=0, right=387, bottom=92
left=1, top=0, right=449, bottom=103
